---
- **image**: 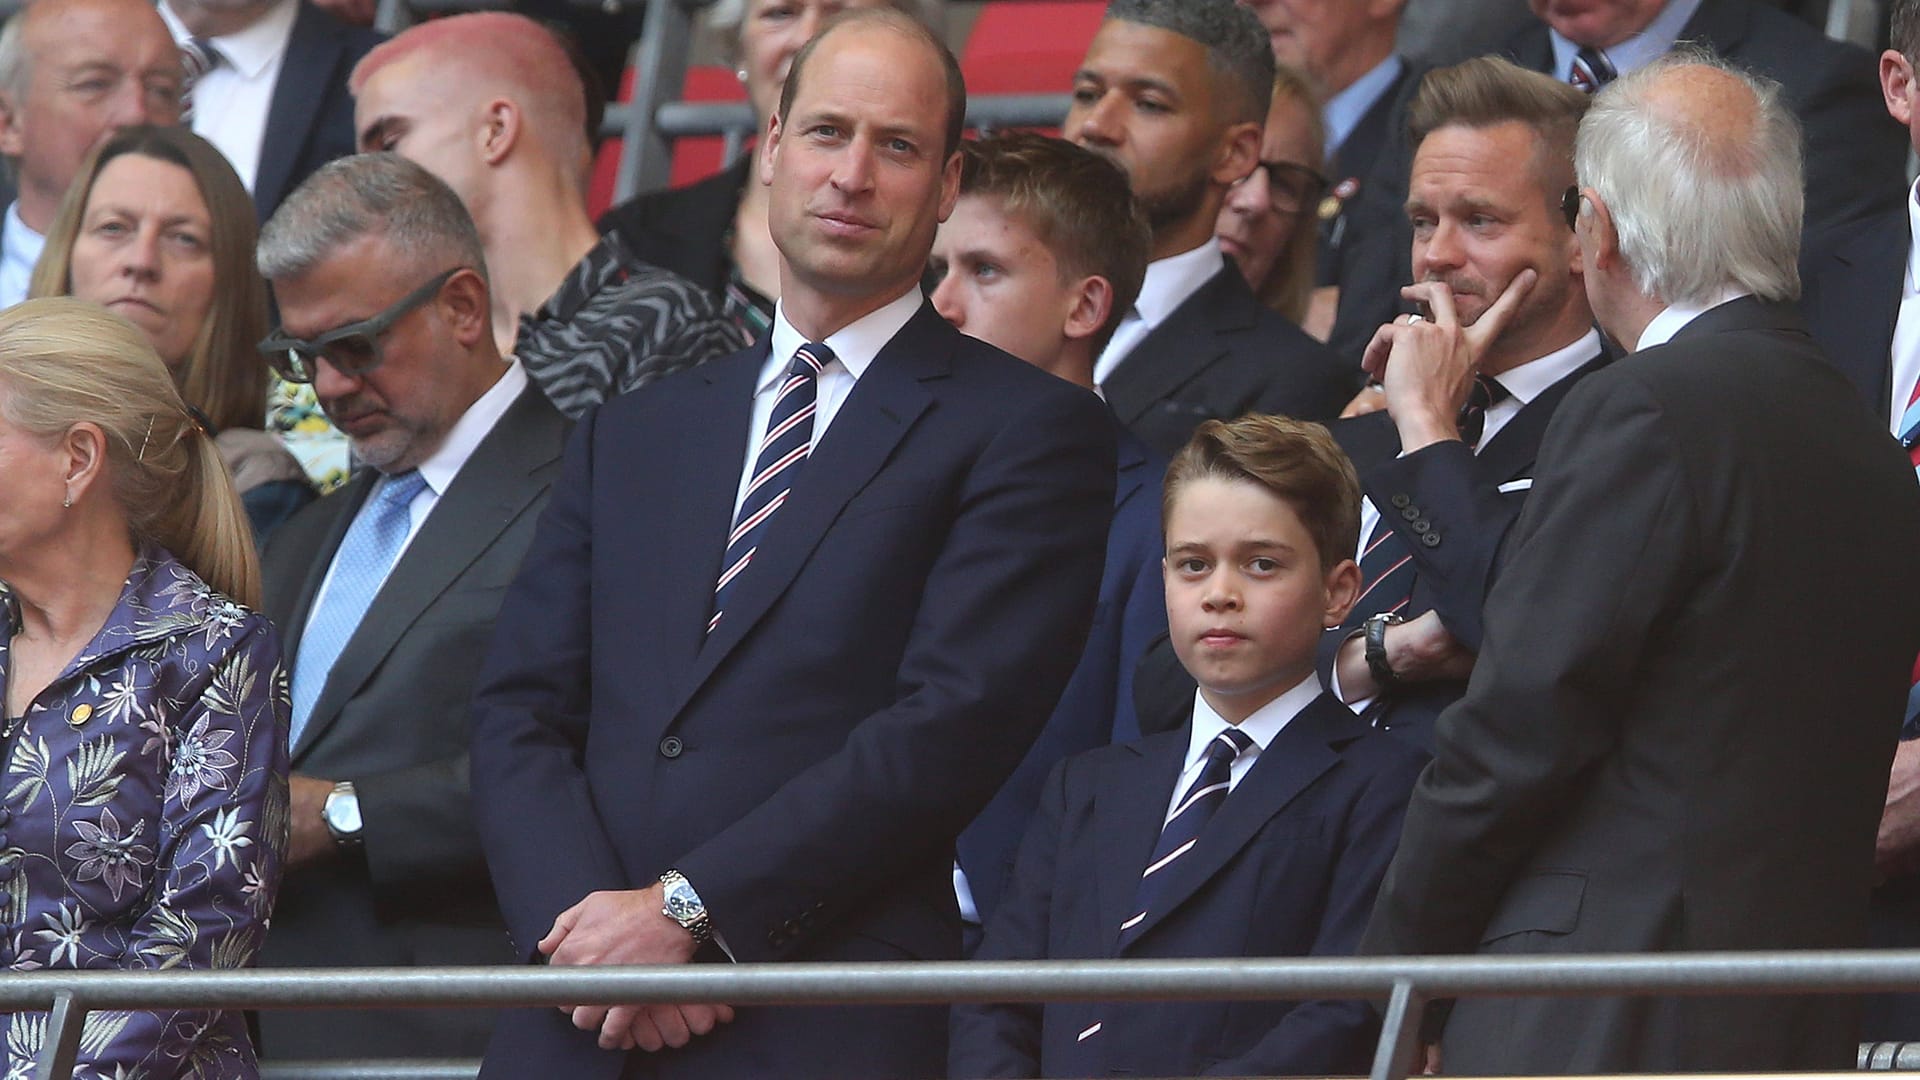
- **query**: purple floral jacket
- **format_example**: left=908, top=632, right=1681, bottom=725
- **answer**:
left=0, top=548, right=289, bottom=1078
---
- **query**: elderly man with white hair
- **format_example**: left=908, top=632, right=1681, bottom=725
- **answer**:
left=1359, top=51, right=1920, bottom=1075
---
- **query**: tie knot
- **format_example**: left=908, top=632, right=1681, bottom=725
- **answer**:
left=791, top=342, right=834, bottom=378
left=1469, top=374, right=1510, bottom=409
left=377, top=470, right=428, bottom=508
left=1208, top=727, right=1253, bottom=763
left=1571, top=45, right=1616, bottom=93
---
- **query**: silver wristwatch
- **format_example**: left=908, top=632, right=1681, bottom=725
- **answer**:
left=659, top=869, right=712, bottom=945
left=322, top=781, right=363, bottom=846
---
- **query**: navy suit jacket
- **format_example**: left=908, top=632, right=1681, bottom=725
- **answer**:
left=1504, top=0, right=1904, bottom=235
left=950, top=692, right=1428, bottom=1079
left=1801, top=202, right=1904, bottom=423
left=252, top=1, right=383, bottom=223
left=1318, top=58, right=1424, bottom=366
left=1317, top=343, right=1612, bottom=751
left=956, top=423, right=1167, bottom=926
left=1103, top=266, right=1354, bottom=457
left=469, top=303, right=1117, bottom=1079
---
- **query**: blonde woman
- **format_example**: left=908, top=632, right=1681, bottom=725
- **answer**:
left=1215, top=65, right=1328, bottom=327
left=0, top=300, right=288, bottom=1077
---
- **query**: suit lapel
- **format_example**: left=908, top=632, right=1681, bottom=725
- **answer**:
left=1094, top=732, right=1187, bottom=951
left=292, top=387, right=566, bottom=760
left=1102, top=269, right=1248, bottom=426
left=649, top=349, right=762, bottom=712
left=1473, top=345, right=1612, bottom=483
left=1118, top=695, right=1357, bottom=952
left=666, top=306, right=945, bottom=723
left=255, top=3, right=338, bottom=219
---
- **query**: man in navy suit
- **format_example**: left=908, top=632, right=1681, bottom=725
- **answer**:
left=1322, top=57, right=1610, bottom=753
left=468, top=9, right=1117, bottom=1077
left=927, top=131, right=1167, bottom=938
left=950, top=414, right=1427, bottom=1079
left=160, top=0, right=382, bottom=222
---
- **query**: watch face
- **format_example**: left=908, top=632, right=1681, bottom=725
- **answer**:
left=325, top=794, right=362, bottom=835
left=665, top=888, right=703, bottom=922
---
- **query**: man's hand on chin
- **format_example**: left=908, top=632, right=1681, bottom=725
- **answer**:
left=540, top=885, right=736, bottom=1052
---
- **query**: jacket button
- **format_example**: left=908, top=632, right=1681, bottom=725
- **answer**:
left=659, top=736, right=683, bottom=759
left=1421, top=532, right=1442, bottom=548
left=1400, top=506, right=1421, bottom=521
left=1389, top=494, right=1411, bottom=508
left=1410, top=519, right=1431, bottom=534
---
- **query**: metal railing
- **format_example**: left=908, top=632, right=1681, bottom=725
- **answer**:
left=21, top=950, right=1920, bottom=1080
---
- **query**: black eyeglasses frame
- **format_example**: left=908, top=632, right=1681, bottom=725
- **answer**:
left=258, top=266, right=466, bottom=384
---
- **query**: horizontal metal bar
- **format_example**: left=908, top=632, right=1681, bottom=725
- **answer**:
left=260, top=1063, right=477, bottom=1079
left=11, top=951, right=1920, bottom=1013
left=614, top=93, right=1075, bottom=142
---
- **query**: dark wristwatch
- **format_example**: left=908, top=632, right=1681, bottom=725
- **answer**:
left=660, top=869, right=713, bottom=946
left=1364, top=612, right=1406, bottom=690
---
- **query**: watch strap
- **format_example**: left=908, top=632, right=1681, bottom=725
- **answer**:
left=1364, top=612, right=1405, bottom=690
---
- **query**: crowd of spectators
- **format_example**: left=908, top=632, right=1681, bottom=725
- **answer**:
left=1, top=0, right=1919, bottom=1075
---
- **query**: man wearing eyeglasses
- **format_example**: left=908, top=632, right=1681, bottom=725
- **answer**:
left=1319, top=56, right=1610, bottom=754
left=1063, top=0, right=1351, bottom=457
left=249, top=152, right=569, bottom=1061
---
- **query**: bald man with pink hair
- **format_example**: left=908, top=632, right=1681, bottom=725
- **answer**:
left=352, top=13, right=747, bottom=419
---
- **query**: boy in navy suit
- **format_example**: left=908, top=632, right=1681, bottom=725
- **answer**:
left=950, top=414, right=1429, bottom=1078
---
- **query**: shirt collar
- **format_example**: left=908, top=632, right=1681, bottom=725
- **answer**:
left=1636, top=288, right=1749, bottom=352
left=1134, top=239, right=1226, bottom=330
left=411, top=359, right=527, bottom=495
left=1904, top=176, right=1920, bottom=298
left=1494, top=327, right=1603, bottom=404
left=761, top=287, right=922, bottom=394
left=4, top=201, right=44, bottom=271
left=1185, top=673, right=1320, bottom=766
left=160, top=0, right=297, bottom=80
left=1547, top=0, right=1703, bottom=82
left=1323, top=53, right=1404, bottom=161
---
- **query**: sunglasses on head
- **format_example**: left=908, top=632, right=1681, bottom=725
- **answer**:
left=258, top=267, right=464, bottom=384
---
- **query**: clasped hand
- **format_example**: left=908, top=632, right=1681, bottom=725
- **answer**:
left=539, top=885, right=736, bottom=1052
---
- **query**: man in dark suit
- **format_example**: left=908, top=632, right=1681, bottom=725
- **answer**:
left=1506, top=0, right=1905, bottom=235
left=1362, top=55, right=1920, bottom=1073
left=951, top=415, right=1428, bottom=1078
left=252, top=153, right=567, bottom=1058
left=1065, top=0, right=1351, bottom=456
left=1322, top=58, right=1608, bottom=753
left=160, top=0, right=381, bottom=223
left=927, top=131, right=1166, bottom=937
left=467, top=10, right=1117, bottom=1076
left=1800, top=0, right=1920, bottom=1038
left=1241, top=0, right=1424, bottom=365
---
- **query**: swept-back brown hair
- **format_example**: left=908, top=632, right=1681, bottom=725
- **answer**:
left=1407, top=55, right=1590, bottom=212
left=30, top=125, right=270, bottom=435
left=957, top=131, right=1151, bottom=357
left=1162, top=414, right=1359, bottom=572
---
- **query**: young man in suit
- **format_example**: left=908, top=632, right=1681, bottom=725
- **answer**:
left=1065, top=0, right=1352, bottom=455
left=927, top=131, right=1165, bottom=938
left=1323, top=57, right=1609, bottom=752
left=159, top=0, right=382, bottom=223
left=468, top=9, right=1117, bottom=1077
left=950, top=414, right=1428, bottom=1079
left=1362, top=55, right=1920, bottom=1073
left=350, top=13, right=748, bottom=420
left=1506, top=0, right=1904, bottom=235
left=254, top=153, right=568, bottom=1058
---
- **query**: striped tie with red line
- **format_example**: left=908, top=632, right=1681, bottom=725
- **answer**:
left=1117, top=728, right=1253, bottom=949
left=1901, top=378, right=1920, bottom=731
left=709, top=342, right=831, bottom=635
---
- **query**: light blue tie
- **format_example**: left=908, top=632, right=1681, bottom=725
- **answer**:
left=288, top=470, right=429, bottom=748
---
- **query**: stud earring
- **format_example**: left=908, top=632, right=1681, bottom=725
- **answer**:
left=735, top=68, right=749, bottom=84
left=62, top=488, right=71, bottom=509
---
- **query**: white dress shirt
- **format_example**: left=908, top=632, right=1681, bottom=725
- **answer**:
left=1636, top=288, right=1751, bottom=352
left=735, top=288, right=920, bottom=518
left=301, top=360, right=527, bottom=638
left=1336, top=328, right=1602, bottom=711
left=1166, top=675, right=1321, bottom=823
left=0, top=202, right=46, bottom=310
left=1094, top=239, right=1226, bottom=386
left=1546, top=0, right=1703, bottom=83
left=160, top=0, right=298, bottom=193
left=1888, top=178, right=1920, bottom=436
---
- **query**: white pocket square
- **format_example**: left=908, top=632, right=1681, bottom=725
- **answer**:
left=1497, top=479, right=1533, bottom=494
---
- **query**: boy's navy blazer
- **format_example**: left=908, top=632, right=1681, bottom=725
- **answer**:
left=951, top=690, right=1427, bottom=1079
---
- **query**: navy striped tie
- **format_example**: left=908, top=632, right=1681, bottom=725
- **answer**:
left=1119, top=727, right=1253, bottom=948
left=709, top=342, right=831, bottom=635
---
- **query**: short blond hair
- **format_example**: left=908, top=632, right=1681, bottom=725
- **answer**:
left=0, top=299, right=259, bottom=607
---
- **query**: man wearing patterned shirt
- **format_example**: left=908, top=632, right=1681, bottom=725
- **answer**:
left=349, top=13, right=749, bottom=419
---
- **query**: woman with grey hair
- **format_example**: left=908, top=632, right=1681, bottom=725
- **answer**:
left=598, top=0, right=939, bottom=338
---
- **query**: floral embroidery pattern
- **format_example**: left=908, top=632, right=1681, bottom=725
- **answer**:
left=0, top=550, right=290, bottom=1077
